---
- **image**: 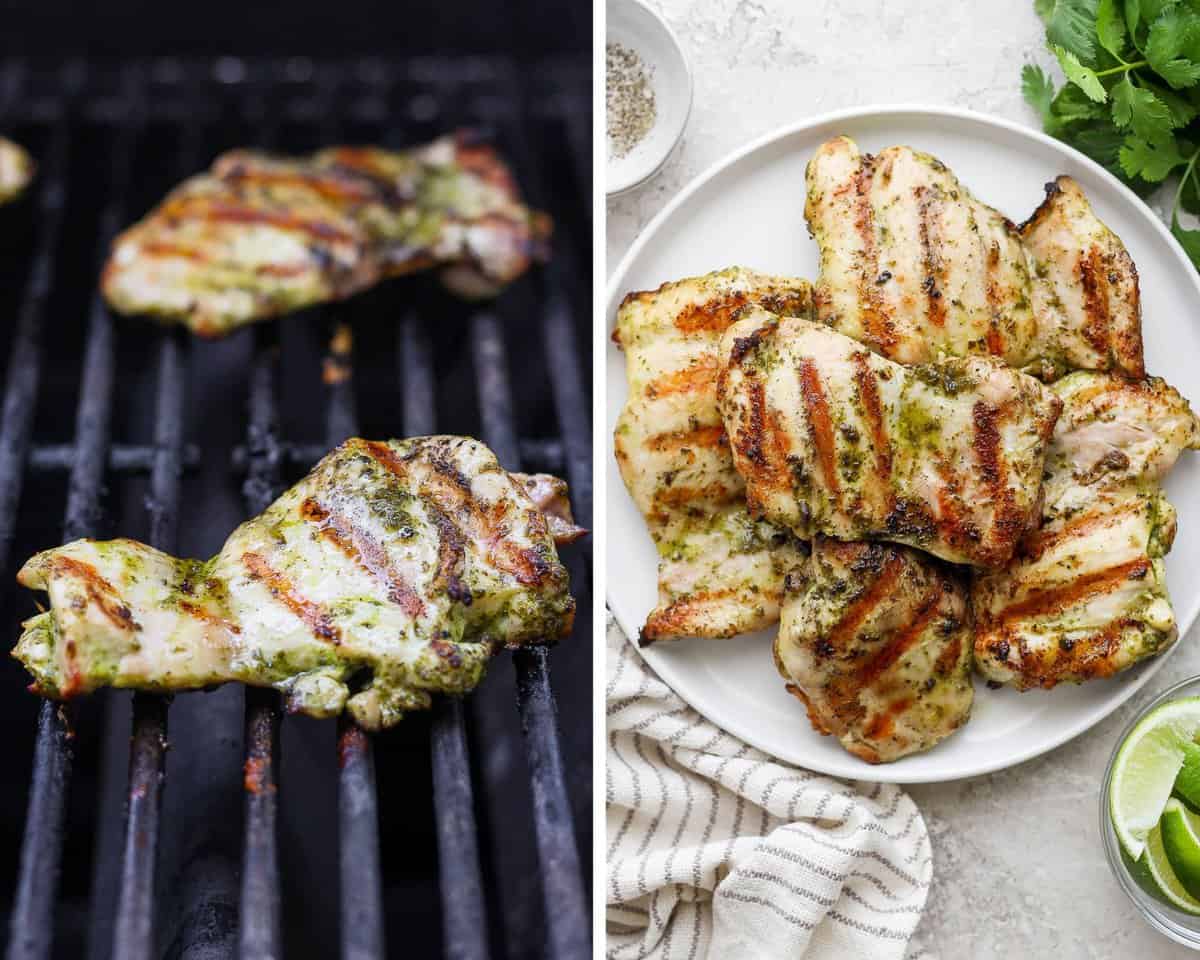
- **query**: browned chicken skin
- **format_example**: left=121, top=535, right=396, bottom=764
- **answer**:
left=776, top=537, right=973, bottom=763
left=102, top=131, right=550, bottom=337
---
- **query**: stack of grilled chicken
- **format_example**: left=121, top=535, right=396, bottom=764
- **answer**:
left=614, top=136, right=1200, bottom=764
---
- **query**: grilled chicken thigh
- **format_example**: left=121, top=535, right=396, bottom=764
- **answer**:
left=805, top=136, right=1144, bottom=378
left=1020, top=176, right=1144, bottom=379
left=102, top=131, right=550, bottom=337
left=14, top=436, right=577, bottom=730
left=717, top=308, right=1062, bottom=568
left=776, top=537, right=973, bottom=763
left=613, top=268, right=811, bottom=642
left=0, top=137, right=33, bottom=204
left=974, top=374, right=1199, bottom=688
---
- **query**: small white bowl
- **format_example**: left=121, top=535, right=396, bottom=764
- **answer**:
left=606, top=0, right=692, bottom=197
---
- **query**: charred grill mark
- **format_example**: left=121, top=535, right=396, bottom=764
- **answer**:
left=178, top=600, right=242, bottom=635
left=728, top=323, right=773, bottom=363
left=242, top=551, right=341, bottom=644
left=915, top=185, right=946, bottom=329
left=644, top=357, right=718, bottom=400
left=855, top=584, right=943, bottom=689
left=988, top=558, right=1150, bottom=626
left=362, top=439, right=552, bottom=589
left=53, top=556, right=140, bottom=633
left=854, top=156, right=895, bottom=350
left=798, top=359, right=839, bottom=496
left=1079, top=245, right=1112, bottom=359
left=852, top=352, right=892, bottom=500
left=160, top=196, right=359, bottom=246
left=740, top=378, right=770, bottom=468
left=299, top=497, right=426, bottom=618
left=972, top=401, right=1015, bottom=553
left=139, top=241, right=210, bottom=263
left=358, top=441, right=471, bottom=601
left=427, top=451, right=476, bottom=496
left=426, top=500, right=471, bottom=603
left=217, top=161, right=381, bottom=204
left=1019, top=503, right=1135, bottom=562
left=673, top=293, right=749, bottom=335
left=984, top=239, right=1005, bottom=357
left=646, top=424, right=727, bottom=452
left=652, top=481, right=741, bottom=509
left=934, top=626, right=964, bottom=676
left=826, top=550, right=906, bottom=650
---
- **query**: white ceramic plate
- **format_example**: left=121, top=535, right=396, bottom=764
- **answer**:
left=605, top=105, right=1200, bottom=784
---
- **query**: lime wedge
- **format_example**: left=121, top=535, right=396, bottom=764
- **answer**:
left=1174, top=743, right=1200, bottom=810
left=1162, top=798, right=1200, bottom=899
left=1110, top=697, right=1200, bottom=860
left=1125, top=824, right=1200, bottom=914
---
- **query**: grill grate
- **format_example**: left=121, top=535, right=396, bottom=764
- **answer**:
left=0, top=55, right=590, bottom=960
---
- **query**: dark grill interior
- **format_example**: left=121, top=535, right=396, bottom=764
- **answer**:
left=0, top=55, right=591, bottom=960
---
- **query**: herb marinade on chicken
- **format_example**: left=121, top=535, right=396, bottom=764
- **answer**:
left=614, top=137, right=1197, bottom=762
left=973, top=374, right=1200, bottom=688
left=0, top=137, right=33, bottom=205
left=805, top=136, right=1144, bottom=379
left=612, top=268, right=812, bottom=642
left=101, top=131, right=550, bottom=336
left=717, top=308, right=1062, bottom=569
left=775, top=537, right=973, bottom=763
left=14, top=436, right=578, bottom=730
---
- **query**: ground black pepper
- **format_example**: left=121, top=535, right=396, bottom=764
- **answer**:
left=606, top=41, right=657, bottom=159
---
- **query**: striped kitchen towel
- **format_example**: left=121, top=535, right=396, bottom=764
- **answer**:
left=606, top=620, right=934, bottom=960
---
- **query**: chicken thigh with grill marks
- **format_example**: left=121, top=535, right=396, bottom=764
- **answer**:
left=102, top=131, right=550, bottom=337
left=974, top=373, right=1199, bottom=688
left=805, top=136, right=1144, bottom=379
left=613, top=268, right=811, bottom=642
left=14, top=436, right=579, bottom=730
left=716, top=307, right=1062, bottom=569
left=775, top=536, right=973, bottom=764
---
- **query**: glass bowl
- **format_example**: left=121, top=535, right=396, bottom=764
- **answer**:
left=1101, top=675, right=1200, bottom=949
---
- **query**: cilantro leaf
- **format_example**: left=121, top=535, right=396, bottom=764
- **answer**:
left=1071, top=120, right=1129, bottom=172
left=1111, top=76, right=1175, bottom=141
left=1054, top=81, right=1108, bottom=122
left=1052, top=45, right=1109, bottom=100
left=1124, top=0, right=1141, bottom=40
left=1023, top=64, right=1058, bottom=126
left=1146, top=7, right=1200, bottom=87
left=1119, top=133, right=1188, bottom=179
left=1042, top=0, right=1101, bottom=61
left=1098, top=0, right=1128, bottom=56
left=1141, top=77, right=1199, bottom=125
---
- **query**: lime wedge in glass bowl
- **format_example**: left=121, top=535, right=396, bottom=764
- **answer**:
left=1102, top=677, right=1200, bottom=949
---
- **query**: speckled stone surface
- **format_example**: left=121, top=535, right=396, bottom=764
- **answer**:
left=606, top=2, right=1200, bottom=957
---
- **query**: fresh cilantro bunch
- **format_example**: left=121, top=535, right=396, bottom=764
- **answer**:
left=1021, top=0, right=1200, bottom=265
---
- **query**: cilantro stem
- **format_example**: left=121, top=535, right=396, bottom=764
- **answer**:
left=1094, top=60, right=1149, bottom=77
left=1172, top=149, right=1200, bottom=224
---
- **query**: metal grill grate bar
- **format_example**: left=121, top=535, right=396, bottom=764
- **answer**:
left=402, top=315, right=492, bottom=960
left=6, top=70, right=92, bottom=960
left=326, top=323, right=386, bottom=960
left=240, top=328, right=285, bottom=960
left=111, top=332, right=187, bottom=960
left=468, top=313, right=589, bottom=960
left=28, top=442, right=202, bottom=473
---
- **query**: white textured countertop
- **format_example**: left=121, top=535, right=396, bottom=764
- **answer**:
left=606, top=2, right=1199, bottom=956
